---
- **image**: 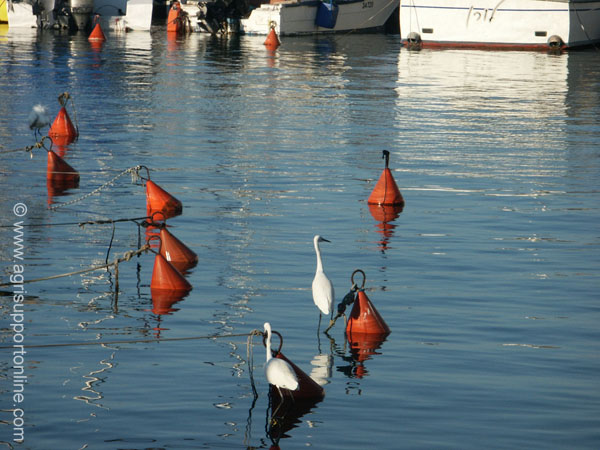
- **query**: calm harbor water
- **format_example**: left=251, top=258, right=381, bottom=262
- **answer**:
left=1, top=26, right=599, bottom=449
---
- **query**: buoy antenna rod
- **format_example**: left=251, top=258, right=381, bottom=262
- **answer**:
left=382, top=150, right=390, bottom=169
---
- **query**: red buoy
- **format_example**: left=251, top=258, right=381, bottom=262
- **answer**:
left=49, top=106, right=77, bottom=141
left=159, top=227, right=198, bottom=272
left=368, top=150, right=404, bottom=206
left=150, top=253, right=192, bottom=293
left=146, top=179, right=183, bottom=219
left=47, top=150, right=79, bottom=184
left=46, top=150, right=79, bottom=204
left=273, top=352, right=325, bottom=400
left=88, top=20, right=106, bottom=41
left=345, top=290, right=390, bottom=335
left=264, top=26, right=280, bottom=49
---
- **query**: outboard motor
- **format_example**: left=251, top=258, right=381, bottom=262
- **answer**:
left=70, top=0, right=94, bottom=30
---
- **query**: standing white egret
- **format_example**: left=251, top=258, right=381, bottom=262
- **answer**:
left=264, top=322, right=298, bottom=415
left=312, top=235, right=334, bottom=331
left=28, top=104, right=50, bottom=138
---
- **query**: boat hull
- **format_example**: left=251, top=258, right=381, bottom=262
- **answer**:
left=1, top=0, right=37, bottom=28
left=241, top=0, right=400, bottom=35
left=400, top=0, right=600, bottom=49
left=7, top=0, right=154, bottom=31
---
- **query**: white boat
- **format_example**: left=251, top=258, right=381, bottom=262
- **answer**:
left=400, top=0, right=600, bottom=50
left=1, top=0, right=154, bottom=31
left=1, top=0, right=37, bottom=27
left=183, top=0, right=400, bottom=35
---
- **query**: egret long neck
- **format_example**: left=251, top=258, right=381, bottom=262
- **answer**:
left=314, top=241, right=324, bottom=273
left=265, top=330, right=272, bottom=363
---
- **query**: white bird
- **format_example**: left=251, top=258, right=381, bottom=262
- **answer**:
left=264, top=322, right=298, bottom=415
left=28, top=104, right=50, bottom=138
left=312, top=235, right=334, bottom=331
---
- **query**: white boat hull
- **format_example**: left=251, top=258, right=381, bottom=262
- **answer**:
left=400, top=0, right=600, bottom=49
left=7, top=0, right=154, bottom=31
left=241, top=0, right=400, bottom=35
left=2, top=1, right=37, bottom=28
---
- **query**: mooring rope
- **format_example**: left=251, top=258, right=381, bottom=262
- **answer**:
left=0, top=331, right=261, bottom=350
left=0, top=215, right=151, bottom=228
left=0, top=137, right=49, bottom=155
left=0, top=244, right=150, bottom=287
left=48, top=165, right=144, bottom=211
left=247, top=329, right=264, bottom=399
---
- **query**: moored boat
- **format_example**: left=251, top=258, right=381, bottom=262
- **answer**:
left=182, top=0, right=400, bottom=35
left=399, top=0, right=600, bottom=50
left=2, top=0, right=154, bottom=31
left=1, top=0, right=37, bottom=27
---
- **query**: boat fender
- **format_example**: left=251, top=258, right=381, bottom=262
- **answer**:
left=406, top=31, right=422, bottom=50
left=547, top=35, right=564, bottom=53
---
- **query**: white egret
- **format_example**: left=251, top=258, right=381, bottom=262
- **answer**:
left=312, top=235, right=334, bottom=331
left=28, top=104, right=50, bottom=138
left=264, top=322, right=298, bottom=415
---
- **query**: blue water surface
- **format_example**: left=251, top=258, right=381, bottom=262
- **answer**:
left=1, top=27, right=599, bottom=449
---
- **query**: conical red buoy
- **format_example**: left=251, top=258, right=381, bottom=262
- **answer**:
left=150, top=253, right=192, bottom=292
left=264, top=26, right=280, bottom=49
left=49, top=106, right=77, bottom=141
left=47, top=150, right=79, bottom=183
left=159, top=227, right=198, bottom=272
left=46, top=150, right=79, bottom=205
left=272, top=352, right=325, bottom=400
left=88, top=21, right=106, bottom=41
left=368, top=150, right=404, bottom=206
left=146, top=179, right=183, bottom=219
left=345, top=290, right=390, bottom=335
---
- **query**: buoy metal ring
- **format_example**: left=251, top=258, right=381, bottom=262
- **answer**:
left=146, top=234, right=162, bottom=253
left=138, top=165, right=151, bottom=181
left=262, top=329, right=283, bottom=355
left=150, top=211, right=167, bottom=226
left=351, top=269, right=366, bottom=289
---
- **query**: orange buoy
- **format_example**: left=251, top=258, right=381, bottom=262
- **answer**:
left=368, top=150, right=404, bottom=206
left=345, top=289, right=390, bottom=335
left=46, top=150, right=79, bottom=204
left=273, top=352, right=325, bottom=400
left=159, top=227, right=198, bottom=272
left=146, top=179, right=183, bottom=219
left=47, top=150, right=79, bottom=183
left=49, top=107, right=78, bottom=141
left=264, top=26, right=280, bottom=49
left=150, top=252, right=193, bottom=292
left=88, top=20, right=106, bottom=41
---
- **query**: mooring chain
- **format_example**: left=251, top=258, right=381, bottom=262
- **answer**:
left=48, top=165, right=144, bottom=211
